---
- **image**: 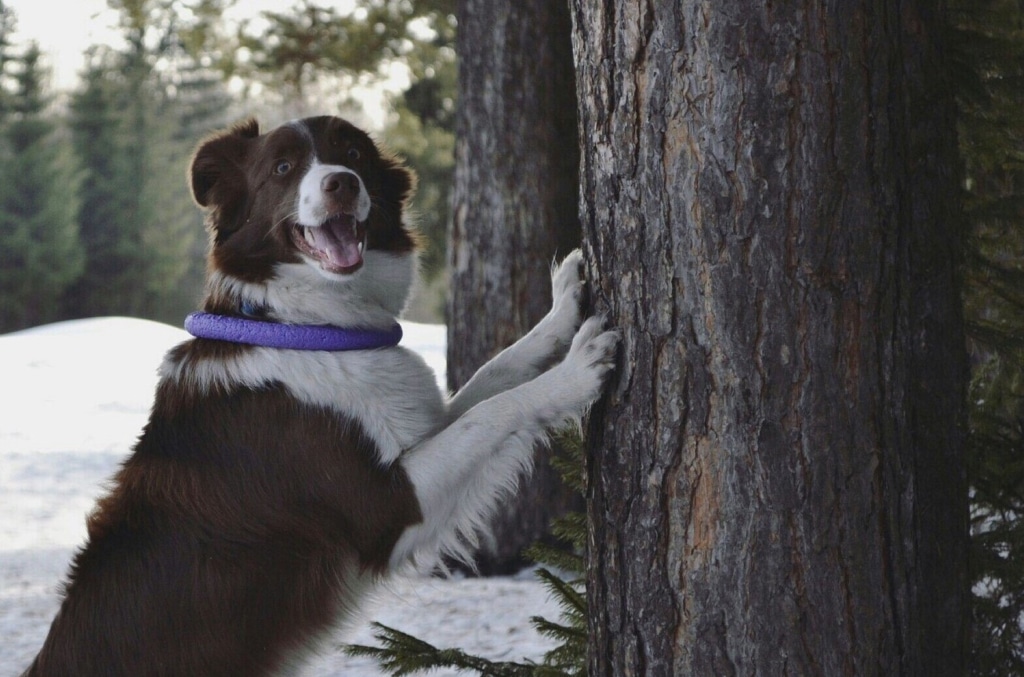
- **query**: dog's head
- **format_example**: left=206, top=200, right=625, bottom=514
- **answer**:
left=188, top=116, right=418, bottom=323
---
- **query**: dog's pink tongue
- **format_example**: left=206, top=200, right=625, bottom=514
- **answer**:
left=309, top=219, right=362, bottom=271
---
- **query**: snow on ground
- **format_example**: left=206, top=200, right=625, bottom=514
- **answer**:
left=0, top=317, right=557, bottom=675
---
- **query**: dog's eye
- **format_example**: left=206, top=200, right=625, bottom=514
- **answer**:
left=347, top=148, right=360, bottom=161
left=274, top=160, right=293, bottom=176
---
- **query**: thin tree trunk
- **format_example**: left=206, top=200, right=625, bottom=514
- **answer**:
left=448, top=0, right=579, bottom=574
left=572, top=1, right=967, bottom=674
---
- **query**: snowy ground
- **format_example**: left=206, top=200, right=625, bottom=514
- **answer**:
left=0, top=317, right=557, bottom=676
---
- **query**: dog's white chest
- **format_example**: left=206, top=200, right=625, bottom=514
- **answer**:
left=262, top=347, right=445, bottom=464
left=162, top=344, right=445, bottom=465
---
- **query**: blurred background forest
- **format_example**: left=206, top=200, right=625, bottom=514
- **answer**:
left=0, top=0, right=455, bottom=329
left=1, top=0, right=1024, bottom=671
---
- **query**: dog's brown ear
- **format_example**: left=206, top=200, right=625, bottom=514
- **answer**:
left=189, top=118, right=259, bottom=208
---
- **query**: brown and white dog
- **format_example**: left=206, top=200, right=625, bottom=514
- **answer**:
left=23, top=116, right=618, bottom=676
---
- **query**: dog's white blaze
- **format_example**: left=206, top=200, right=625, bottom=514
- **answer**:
left=296, top=159, right=372, bottom=226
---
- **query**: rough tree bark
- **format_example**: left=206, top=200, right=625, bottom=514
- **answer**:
left=571, top=1, right=967, bottom=674
left=448, top=0, right=579, bottom=574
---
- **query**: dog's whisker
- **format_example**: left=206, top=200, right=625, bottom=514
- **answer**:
left=265, top=212, right=298, bottom=242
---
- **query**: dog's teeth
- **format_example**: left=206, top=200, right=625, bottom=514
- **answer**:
left=304, top=227, right=315, bottom=246
left=358, top=240, right=364, bottom=254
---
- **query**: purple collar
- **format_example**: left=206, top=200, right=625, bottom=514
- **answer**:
left=184, top=312, right=402, bottom=351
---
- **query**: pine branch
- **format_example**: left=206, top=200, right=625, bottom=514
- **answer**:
left=549, top=511, right=587, bottom=552
left=533, top=568, right=586, bottom=617
left=344, top=623, right=548, bottom=676
left=524, top=541, right=583, bottom=577
left=529, top=616, right=587, bottom=676
left=550, top=429, right=586, bottom=493
left=530, top=616, right=587, bottom=643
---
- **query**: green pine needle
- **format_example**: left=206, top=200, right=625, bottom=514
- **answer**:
left=550, top=512, right=587, bottom=552
left=345, top=623, right=543, bottom=676
left=523, top=541, right=583, bottom=576
left=533, top=568, right=585, bottom=617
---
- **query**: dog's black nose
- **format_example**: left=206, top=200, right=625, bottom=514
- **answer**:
left=321, top=172, right=360, bottom=196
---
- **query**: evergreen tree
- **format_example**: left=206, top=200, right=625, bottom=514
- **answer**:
left=384, top=95, right=454, bottom=286
left=114, top=0, right=204, bottom=323
left=67, top=0, right=225, bottom=323
left=382, top=7, right=458, bottom=284
left=0, top=43, right=82, bottom=331
left=380, top=2, right=456, bottom=282
left=231, top=0, right=455, bottom=102
left=444, top=0, right=580, bottom=573
left=0, top=0, right=16, bottom=119
left=64, top=47, right=143, bottom=319
left=162, top=46, right=234, bottom=322
left=127, top=35, right=200, bottom=321
left=950, top=0, right=1024, bottom=671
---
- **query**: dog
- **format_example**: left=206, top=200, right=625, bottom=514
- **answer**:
left=23, top=115, right=618, bottom=676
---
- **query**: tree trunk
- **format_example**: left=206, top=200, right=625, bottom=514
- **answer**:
left=572, top=1, right=967, bottom=674
left=448, top=0, right=579, bottom=574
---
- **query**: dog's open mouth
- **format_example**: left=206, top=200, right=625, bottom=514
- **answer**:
left=291, top=214, right=366, bottom=275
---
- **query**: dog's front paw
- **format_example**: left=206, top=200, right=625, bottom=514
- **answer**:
left=542, top=250, right=586, bottom=352
left=551, top=249, right=584, bottom=312
left=558, top=315, right=619, bottom=409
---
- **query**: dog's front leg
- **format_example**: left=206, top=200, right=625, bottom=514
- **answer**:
left=392, top=315, right=618, bottom=569
left=446, top=250, right=587, bottom=422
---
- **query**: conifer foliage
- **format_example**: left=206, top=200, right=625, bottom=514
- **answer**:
left=64, top=0, right=226, bottom=324
left=0, top=0, right=229, bottom=331
left=0, top=41, right=82, bottom=331
left=952, top=0, right=1024, bottom=672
